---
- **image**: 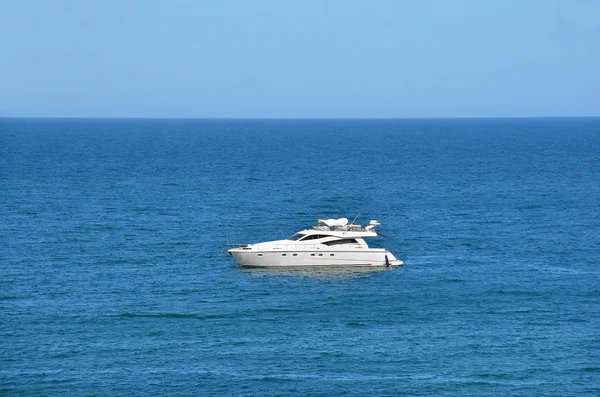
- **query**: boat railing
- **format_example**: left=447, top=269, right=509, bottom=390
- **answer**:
left=313, top=225, right=366, bottom=232
left=226, top=243, right=250, bottom=249
left=253, top=243, right=365, bottom=250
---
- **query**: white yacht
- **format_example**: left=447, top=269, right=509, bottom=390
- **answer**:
left=228, top=218, right=403, bottom=268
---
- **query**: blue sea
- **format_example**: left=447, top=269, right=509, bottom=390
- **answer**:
left=1, top=118, right=599, bottom=396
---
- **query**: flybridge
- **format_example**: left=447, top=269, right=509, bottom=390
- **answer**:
left=313, top=218, right=381, bottom=232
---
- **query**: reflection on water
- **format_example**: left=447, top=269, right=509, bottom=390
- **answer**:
left=238, top=266, right=396, bottom=279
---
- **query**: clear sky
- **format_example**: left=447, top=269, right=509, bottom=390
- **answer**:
left=1, top=0, right=599, bottom=118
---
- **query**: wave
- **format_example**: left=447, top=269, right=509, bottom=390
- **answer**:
left=116, top=312, right=232, bottom=320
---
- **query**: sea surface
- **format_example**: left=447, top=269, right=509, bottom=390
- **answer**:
left=1, top=118, right=599, bottom=396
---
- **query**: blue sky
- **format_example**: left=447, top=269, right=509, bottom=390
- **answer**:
left=1, top=0, right=599, bottom=118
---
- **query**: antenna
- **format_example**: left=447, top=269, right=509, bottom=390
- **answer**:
left=349, top=213, right=361, bottom=225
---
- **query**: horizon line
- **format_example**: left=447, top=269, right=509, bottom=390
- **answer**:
left=2, top=115, right=599, bottom=121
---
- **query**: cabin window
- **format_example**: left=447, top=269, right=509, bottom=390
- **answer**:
left=311, top=254, right=315, bottom=256
left=288, top=233, right=306, bottom=241
left=293, top=253, right=298, bottom=256
left=282, top=254, right=287, bottom=256
left=324, top=239, right=359, bottom=246
left=301, top=234, right=330, bottom=241
left=258, top=254, right=263, bottom=256
left=318, top=253, right=323, bottom=256
left=330, top=254, right=334, bottom=256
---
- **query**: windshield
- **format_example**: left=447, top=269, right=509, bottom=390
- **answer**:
left=288, top=233, right=306, bottom=241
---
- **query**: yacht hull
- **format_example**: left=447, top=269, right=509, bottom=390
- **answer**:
left=228, top=249, right=403, bottom=268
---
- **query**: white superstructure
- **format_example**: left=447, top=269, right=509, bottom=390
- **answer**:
left=228, top=218, right=403, bottom=268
